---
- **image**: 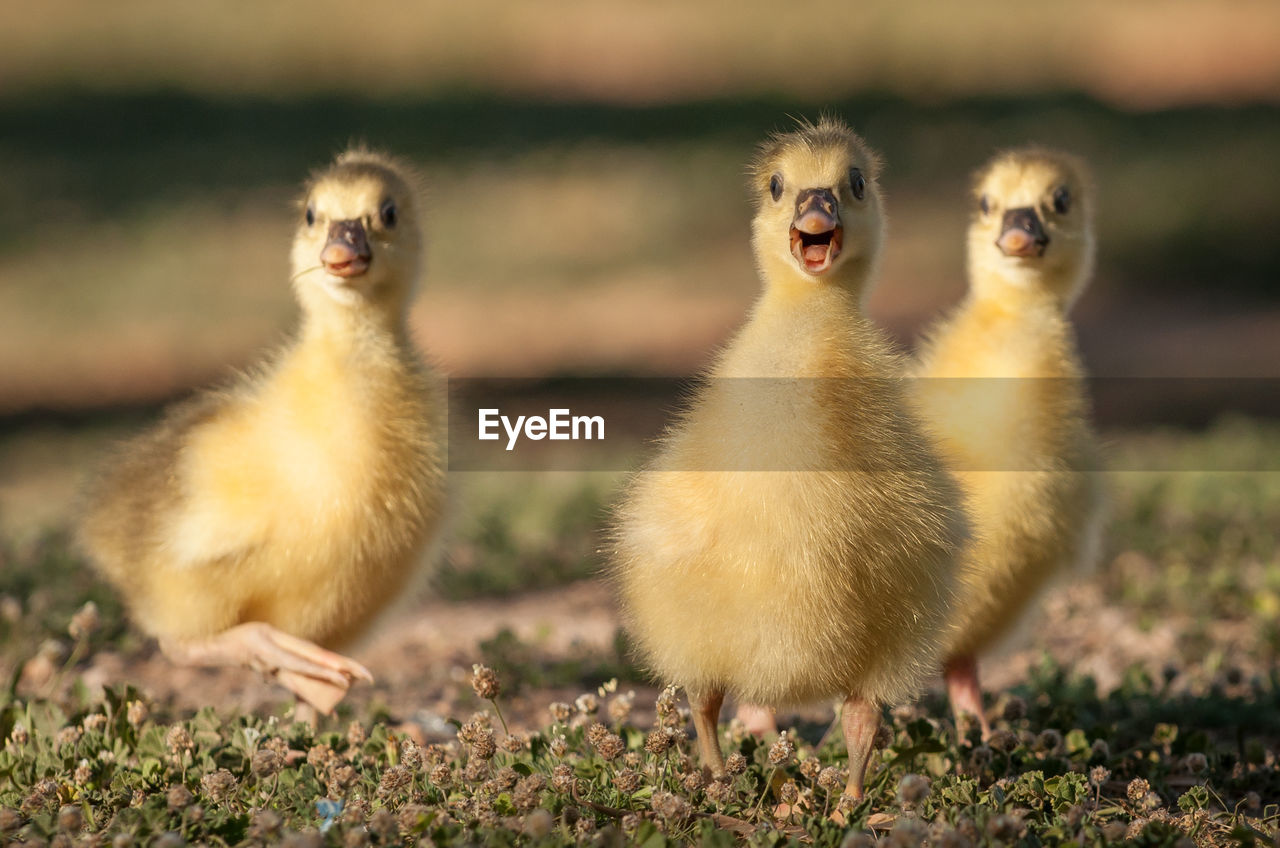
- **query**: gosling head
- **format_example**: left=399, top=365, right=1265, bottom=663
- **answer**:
left=968, top=148, right=1095, bottom=307
left=749, top=116, right=885, bottom=293
left=291, top=148, right=423, bottom=314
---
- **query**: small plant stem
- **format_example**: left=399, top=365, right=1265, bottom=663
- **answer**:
left=750, top=767, right=778, bottom=821
left=489, top=698, right=509, bottom=736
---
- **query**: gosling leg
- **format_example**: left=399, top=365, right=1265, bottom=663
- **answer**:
left=840, top=694, right=880, bottom=801
left=162, top=622, right=373, bottom=715
left=690, top=689, right=727, bottom=778
left=944, top=655, right=991, bottom=741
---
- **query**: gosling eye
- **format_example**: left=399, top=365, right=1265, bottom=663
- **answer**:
left=305, top=204, right=315, bottom=227
left=849, top=168, right=866, bottom=201
left=380, top=199, right=398, bottom=229
left=1052, top=186, right=1071, bottom=214
left=769, top=173, right=783, bottom=202
left=979, top=194, right=990, bottom=216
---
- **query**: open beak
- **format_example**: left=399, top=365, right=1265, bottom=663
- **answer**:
left=790, top=188, right=843, bottom=274
left=996, top=207, right=1049, bottom=258
left=321, top=220, right=372, bottom=278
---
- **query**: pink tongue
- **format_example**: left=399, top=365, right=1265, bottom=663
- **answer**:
left=803, top=244, right=828, bottom=263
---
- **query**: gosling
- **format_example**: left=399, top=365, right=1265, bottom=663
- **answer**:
left=613, top=117, right=967, bottom=800
left=912, top=148, right=1105, bottom=738
left=78, top=149, right=448, bottom=716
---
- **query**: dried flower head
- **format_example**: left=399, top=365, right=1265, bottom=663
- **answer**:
left=818, top=766, right=844, bottom=792
left=897, top=773, right=932, bottom=805
left=343, top=798, right=370, bottom=824
left=472, top=664, right=501, bottom=700
left=594, top=732, right=625, bottom=760
left=1035, top=729, right=1064, bottom=754
left=0, top=808, right=23, bottom=834
left=551, top=763, right=575, bottom=794
left=1185, top=752, right=1208, bottom=774
left=377, top=764, right=412, bottom=798
left=200, top=769, right=237, bottom=803
left=463, top=758, right=489, bottom=783
left=9, top=723, right=29, bottom=747
left=1089, top=766, right=1111, bottom=787
left=73, top=759, right=93, bottom=786
left=57, top=805, right=82, bottom=833
left=549, top=734, right=569, bottom=758
left=166, top=726, right=194, bottom=757
left=249, top=810, right=282, bottom=839
left=651, top=791, right=690, bottom=821
left=706, top=778, right=735, bottom=805
left=574, top=693, right=599, bottom=716
left=327, top=764, right=357, bottom=797
left=586, top=723, right=610, bottom=748
left=524, top=808, right=553, bottom=837
left=1090, top=738, right=1110, bottom=759
left=725, top=752, right=748, bottom=776
left=470, top=731, right=497, bottom=761
left=889, top=818, right=927, bottom=848
left=644, top=729, right=672, bottom=756
left=613, top=769, right=642, bottom=795
left=655, top=685, right=680, bottom=727
left=608, top=692, right=635, bottom=724
left=513, top=774, right=546, bottom=810
left=501, top=733, right=527, bottom=754
left=397, top=739, right=422, bottom=771
left=368, top=809, right=398, bottom=841
left=56, top=726, right=83, bottom=748
left=68, top=602, right=100, bottom=640
left=682, top=770, right=705, bottom=794
left=1002, top=696, right=1027, bottom=721
left=778, top=780, right=799, bottom=808
left=307, top=743, right=335, bottom=773
left=125, top=700, right=149, bottom=729
left=345, top=721, right=366, bottom=749
left=428, top=763, right=452, bottom=788
left=166, top=785, right=193, bottom=812
left=549, top=702, right=573, bottom=723
left=1127, top=777, right=1151, bottom=804
left=768, top=732, right=796, bottom=768
left=252, top=748, right=283, bottom=779
left=987, top=813, right=1024, bottom=841
left=987, top=729, right=1017, bottom=752
left=81, top=714, right=108, bottom=734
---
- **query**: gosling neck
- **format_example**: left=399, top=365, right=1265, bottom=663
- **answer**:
left=296, top=281, right=413, bottom=357
left=755, top=248, right=875, bottom=312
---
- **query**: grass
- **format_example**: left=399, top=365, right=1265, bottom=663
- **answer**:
left=1, top=418, right=1279, bottom=844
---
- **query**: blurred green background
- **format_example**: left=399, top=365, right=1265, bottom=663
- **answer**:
left=2, top=0, right=1279, bottom=537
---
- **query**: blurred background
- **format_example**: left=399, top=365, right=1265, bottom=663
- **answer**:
left=1, top=1, right=1279, bottom=717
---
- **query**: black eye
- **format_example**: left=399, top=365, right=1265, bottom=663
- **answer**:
left=305, top=204, right=315, bottom=226
left=769, top=174, right=783, bottom=202
left=1052, top=186, right=1070, bottom=214
left=380, top=199, right=397, bottom=228
left=979, top=194, right=990, bottom=215
left=849, top=168, right=866, bottom=201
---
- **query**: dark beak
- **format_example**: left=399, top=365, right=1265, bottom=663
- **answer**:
left=790, top=188, right=843, bottom=274
left=996, top=207, right=1048, bottom=258
left=321, top=219, right=372, bottom=278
